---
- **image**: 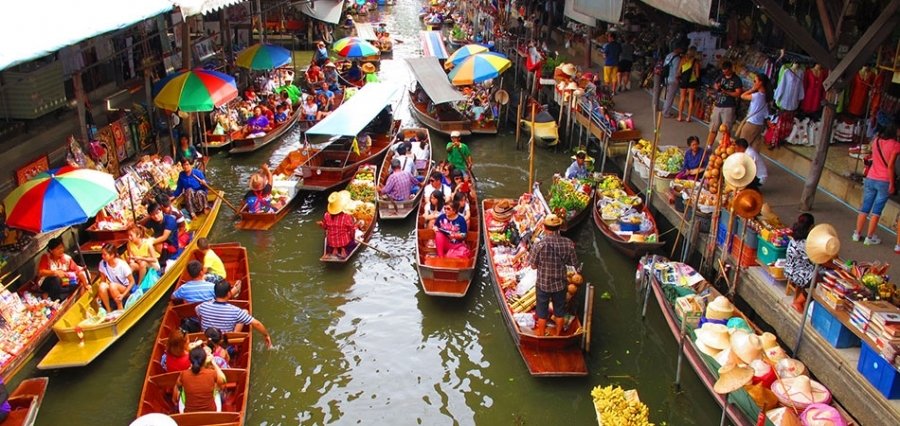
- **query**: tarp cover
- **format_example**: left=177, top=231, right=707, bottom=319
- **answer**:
left=572, top=0, right=622, bottom=24
left=420, top=31, right=449, bottom=59
left=355, top=22, right=378, bottom=41
left=298, top=0, right=344, bottom=25
left=176, top=0, right=243, bottom=16
left=0, top=0, right=173, bottom=71
left=405, top=57, right=466, bottom=105
left=306, top=83, right=400, bottom=141
left=641, top=0, right=712, bottom=26
left=564, top=0, right=597, bottom=27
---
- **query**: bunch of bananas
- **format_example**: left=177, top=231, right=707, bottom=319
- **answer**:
left=633, top=139, right=654, bottom=157
left=591, top=385, right=653, bottom=426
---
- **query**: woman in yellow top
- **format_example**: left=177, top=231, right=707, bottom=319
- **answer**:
left=127, top=226, right=160, bottom=286
left=196, top=238, right=226, bottom=284
left=676, top=46, right=701, bottom=122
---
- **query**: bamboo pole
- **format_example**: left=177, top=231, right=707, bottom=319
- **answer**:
left=582, top=284, right=595, bottom=351
left=528, top=102, right=537, bottom=189
left=515, top=91, right=523, bottom=149
left=646, top=111, right=663, bottom=202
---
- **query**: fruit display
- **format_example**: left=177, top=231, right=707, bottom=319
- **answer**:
left=347, top=165, right=377, bottom=203
left=597, top=176, right=641, bottom=221
left=633, top=139, right=654, bottom=158
left=591, top=385, right=653, bottom=426
left=548, top=178, right=591, bottom=216
left=704, top=138, right=735, bottom=195
left=350, top=201, right=375, bottom=225
left=654, top=146, right=684, bottom=175
left=598, top=175, right=622, bottom=191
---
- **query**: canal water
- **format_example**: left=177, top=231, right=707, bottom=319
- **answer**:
left=23, top=3, right=726, bottom=425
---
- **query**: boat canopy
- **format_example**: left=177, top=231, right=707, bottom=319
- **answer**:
left=297, top=0, right=343, bottom=24
left=420, top=31, right=449, bottom=59
left=405, top=57, right=467, bottom=105
left=354, top=22, right=378, bottom=41
left=306, top=83, right=399, bottom=142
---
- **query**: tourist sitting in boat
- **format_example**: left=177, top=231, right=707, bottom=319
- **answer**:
left=315, top=81, right=335, bottom=104
left=244, top=87, right=259, bottom=104
left=452, top=171, right=471, bottom=197
left=345, top=61, right=363, bottom=84
left=422, top=190, right=446, bottom=228
left=161, top=329, right=190, bottom=372
left=318, top=192, right=361, bottom=259
left=434, top=161, right=453, bottom=188
left=423, top=171, right=452, bottom=203
left=566, top=151, right=589, bottom=179
left=37, top=237, right=88, bottom=301
left=245, top=107, right=271, bottom=138
left=379, top=159, right=420, bottom=202
left=196, top=238, right=226, bottom=285
left=433, top=202, right=470, bottom=258
left=377, top=32, right=393, bottom=51
left=196, top=281, right=273, bottom=347
left=314, top=41, right=329, bottom=67
left=375, top=22, right=386, bottom=36
left=395, top=145, right=417, bottom=176
left=412, top=137, right=430, bottom=170
left=173, top=346, right=227, bottom=413
left=452, top=190, right=470, bottom=222
left=306, top=63, right=323, bottom=86
left=323, top=63, right=342, bottom=92
left=173, top=159, right=209, bottom=220
left=145, top=202, right=180, bottom=266
left=172, top=260, right=215, bottom=303
left=676, top=136, right=709, bottom=179
left=469, top=98, right=486, bottom=124
left=127, top=226, right=159, bottom=286
left=176, top=135, right=203, bottom=166
left=245, top=163, right=275, bottom=214
left=279, top=91, right=293, bottom=109
left=204, top=327, right=231, bottom=368
left=530, top=213, right=579, bottom=336
left=274, top=104, right=288, bottom=124
left=315, top=92, right=334, bottom=117
left=97, top=243, right=135, bottom=312
left=301, top=95, right=319, bottom=122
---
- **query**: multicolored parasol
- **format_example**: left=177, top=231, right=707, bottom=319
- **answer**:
left=3, top=166, right=117, bottom=234
left=153, top=69, right=238, bottom=112
left=447, top=52, right=511, bottom=86
left=333, top=39, right=380, bottom=58
left=446, top=44, right=489, bottom=66
left=332, top=37, right=364, bottom=52
left=235, top=43, right=292, bottom=70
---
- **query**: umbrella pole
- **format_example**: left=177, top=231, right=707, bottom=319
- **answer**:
left=71, top=227, right=92, bottom=284
left=527, top=102, right=536, bottom=190
left=515, top=91, right=523, bottom=149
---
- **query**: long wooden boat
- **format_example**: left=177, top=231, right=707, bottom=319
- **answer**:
left=321, top=164, right=378, bottom=263
left=591, top=174, right=665, bottom=258
left=420, top=30, right=449, bottom=61
left=137, top=243, right=251, bottom=424
left=3, top=377, right=49, bottom=426
left=228, top=106, right=301, bottom=155
left=482, top=196, right=588, bottom=376
left=377, top=128, right=433, bottom=220
left=534, top=177, right=595, bottom=235
left=415, top=174, right=480, bottom=297
left=405, top=57, right=497, bottom=136
left=235, top=157, right=304, bottom=231
left=36, top=194, right=223, bottom=370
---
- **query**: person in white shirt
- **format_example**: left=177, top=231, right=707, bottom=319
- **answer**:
left=395, top=145, right=416, bottom=176
left=734, top=138, right=767, bottom=188
left=411, top=138, right=430, bottom=170
left=422, top=171, right=452, bottom=203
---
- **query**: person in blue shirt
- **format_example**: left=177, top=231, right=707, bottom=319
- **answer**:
left=145, top=202, right=180, bottom=265
left=314, top=41, right=329, bottom=66
left=676, top=136, right=709, bottom=179
left=565, top=151, right=589, bottom=179
left=172, top=260, right=241, bottom=303
left=173, top=159, right=209, bottom=219
left=602, top=32, right=623, bottom=95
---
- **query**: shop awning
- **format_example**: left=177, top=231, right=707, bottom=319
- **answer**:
left=565, top=0, right=597, bottom=26
left=355, top=22, right=378, bottom=41
left=298, top=0, right=344, bottom=25
left=175, top=0, right=244, bottom=16
left=571, top=0, right=622, bottom=24
left=420, top=31, right=449, bottom=59
left=306, top=83, right=400, bottom=142
left=640, top=0, right=712, bottom=26
left=405, top=57, right=466, bottom=105
left=0, top=0, right=173, bottom=71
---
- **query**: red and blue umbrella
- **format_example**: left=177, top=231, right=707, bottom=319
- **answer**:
left=3, top=166, right=117, bottom=233
left=236, top=43, right=292, bottom=70
left=153, top=68, right=238, bottom=112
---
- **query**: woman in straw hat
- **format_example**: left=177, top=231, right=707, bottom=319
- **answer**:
left=529, top=214, right=579, bottom=337
left=784, top=213, right=816, bottom=312
left=317, top=191, right=359, bottom=259
left=244, top=164, right=274, bottom=214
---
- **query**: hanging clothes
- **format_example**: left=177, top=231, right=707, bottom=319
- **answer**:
left=800, top=66, right=828, bottom=115
left=847, top=68, right=876, bottom=117
left=774, top=65, right=804, bottom=111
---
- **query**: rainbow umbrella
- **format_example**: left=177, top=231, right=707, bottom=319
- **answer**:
left=334, top=40, right=380, bottom=58
left=448, top=52, right=511, bottom=86
left=332, top=36, right=364, bottom=52
left=3, top=166, right=117, bottom=234
left=153, top=69, right=238, bottom=112
left=236, top=43, right=292, bottom=70
left=446, top=44, right=489, bottom=66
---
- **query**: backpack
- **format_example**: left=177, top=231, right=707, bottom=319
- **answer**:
left=660, top=54, right=679, bottom=80
left=180, top=317, right=202, bottom=334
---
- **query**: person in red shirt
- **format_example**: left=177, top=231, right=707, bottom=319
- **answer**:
left=161, top=328, right=191, bottom=372
left=317, top=191, right=360, bottom=259
left=37, top=237, right=88, bottom=300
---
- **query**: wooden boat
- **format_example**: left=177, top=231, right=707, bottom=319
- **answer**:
left=482, top=196, right=588, bottom=376
left=36, top=194, right=223, bottom=370
left=321, top=164, right=378, bottom=263
left=228, top=106, right=301, bottom=155
left=592, top=174, right=665, bottom=258
left=405, top=57, right=498, bottom=136
left=3, top=377, right=49, bottom=426
left=234, top=176, right=301, bottom=230
left=377, top=128, right=433, bottom=220
left=137, top=243, right=251, bottom=424
left=415, top=173, right=480, bottom=297
left=535, top=177, right=595, bottom=235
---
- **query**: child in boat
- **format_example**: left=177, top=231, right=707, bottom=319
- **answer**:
left=274, top=104, right=288, bottom=124
left=245, top=164, right=274, bottom=214
left=161, top=328, right=191, bottom=372
left=127, top=226, right=160, bottom=286
left=205, top=328, right=232, bottom=369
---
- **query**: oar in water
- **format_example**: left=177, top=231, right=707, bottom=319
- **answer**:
left=189, top=173, right=241, bottom=214
left=355, top=238, right=392, bottom=257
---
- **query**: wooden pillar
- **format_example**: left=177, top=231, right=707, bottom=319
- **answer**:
left=256, top=0, right=265, bottom=44
left=799, top=89, right=838, bottom=211
left=221, top=8, right=234, bottom=73
left=584, top=27, right=593, bottom=69
left=73, top=71, right=89, bottom=142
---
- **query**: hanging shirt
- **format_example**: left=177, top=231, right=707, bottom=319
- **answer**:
left=800, top=67, right=828, bottom=114
left=774, top=67, right=804, bottom=111
left=847, top=69, right=875, bottom=117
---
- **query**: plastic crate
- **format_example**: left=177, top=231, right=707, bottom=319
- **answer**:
left=757, top=237, right=787, bottom=265
left=716, top=221, right=729, bottom=248
left=719, top=208, right=745, bottom=236
left=810, top=302, right=861, bottom=348
left=731, top=235, right=757, bottom=267
left=742, top=227, right=759, bottom=249
left=858, top=342, right=900, bottom=399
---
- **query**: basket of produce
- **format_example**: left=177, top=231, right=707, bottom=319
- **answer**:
left=548, top=178, right=591, bottom=220
left=591, top=385, right=652, bottom=425
left=346, top=165, right=377, bottom=203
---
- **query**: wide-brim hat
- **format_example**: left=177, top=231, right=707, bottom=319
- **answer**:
left=726, top=317, right=753, bottom=334
left=249, top=173, right=266, bottom=191
left=750, top=359, right=776, bottom=387
left=733, top=189, right=763, bottom=219
left=361, top=63, right=376, bottom=73
left=775, top=357, right=807, bottom=379
left=450, top=130, right=461, bottom=138
left=327, top=190, right=352, bottom=215
left=806, top=223, right=840, bottom=265
left=714, top=347, right=740, bottom=368
left=801, top=403, right=847, bottom=426
left=492, top=199, right=515, bottom=222
left=730, top=330, right=764, bottom=364
left=695, top=339, right=722, bottom=357
left=760, top=332, right=779, bottom=349
left=696, top=322, right=731, bottom=350
left=559, top=63, right=577, bottom=76
left=766, top=407, right=803, bottom=426
left=713, top=364, right=754, bottom=394
left=544, top=214, right=563, bottom=228
left=771, top=375, right=832, bottom=409
left=722, top=152, right=757, bottom=189
left=765, top=346, right=789, bottom=363
left=706, top=296, right=735, bottom=321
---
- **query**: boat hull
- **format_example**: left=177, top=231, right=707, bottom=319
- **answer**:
left=235, top=179, right=302, bottom=231
left=228, top=109, right=301, bottom=155
left=592, top=175, right=665, bottom=258
left=4, top=377, right=49, bottom=426
left=377, top=128, right=433, bottom=220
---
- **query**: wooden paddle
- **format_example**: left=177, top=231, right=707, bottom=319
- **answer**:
left=189, top=173, right=241, bottom=214
left=355, top=238, right=392, bottom=257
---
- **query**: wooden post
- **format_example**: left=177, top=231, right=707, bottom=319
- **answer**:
left=256, top=0, right=265, bottom=44
left=221, top=7, right=234, bottom=73
left=799, top=90, right=837, bottom=211
left=515, top=91, right=523, bottom=149
left=73, top=72, right=89, bottom=143
left=646, top=112, right=663, bottom=203
left=528, top=102, right=537, bottom=189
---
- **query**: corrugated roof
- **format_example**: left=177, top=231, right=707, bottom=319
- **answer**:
left=405, top=57, right=466, bottom=105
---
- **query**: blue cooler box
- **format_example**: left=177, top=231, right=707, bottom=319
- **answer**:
left=810, top=302, right=860, bottom=348
left=857, top=342, right=900, bottom=399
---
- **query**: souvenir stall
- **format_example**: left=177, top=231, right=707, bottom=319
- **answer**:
left=630, top=138, right=684, bottom=191
left=0, top=288, right=64, bottom=375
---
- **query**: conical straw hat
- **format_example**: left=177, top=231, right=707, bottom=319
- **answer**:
left=760, top=332, right=779, bottom=349
left=559, top=63, right=577, bottom=76
left=766, top=407, right=803, bottom=426
left=722, top=152, right=757, bottom=188
left=730, top=331, right=764, bottom=364
left=696, top=323, right=731, bottom=350
left=806, top=223, right=840, bottom=264
left=733, top=189, right=763, bottom=219
left=706, top=296, right=735, bottom=320
left=801, top=403, right=847, bottom=426
left=771, top=375, right=832, bottom=409
left=695, top=338, right=723, bottom=357
left=713, top=364, right=754, bottom=394
left=714, top=347, right=740, bottom=367
left=775, top=358, right=807, bottom=378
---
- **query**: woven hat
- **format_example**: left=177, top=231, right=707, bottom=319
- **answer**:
left=771, top=375, right=832, bottom=410
left=361, top=63, right=376, bottom=73
left=714, top=347, right=740, bottom=368
left=733, top=189, right=763, bottom=219
left=750, top=359, right=776, bottom=388
left=543, top=214, right=563, bottom=229
left=450, top=130, right=461, bottom=138
left=801, top=403, right=847, bottom=426
left=492, top=200, right=515, bottom=222
left=722, top=152, right=757, bottom=189
left=327, top=190, right=351, bottom=215
left=775, top=357, right=807, bottom=379
left=765, top=346, right=789, bottom=363
left=713, top=364, right=753, bottom=394
left=806, top=224, right=840, bottom=264
left=705, top=296, right=735, bottom=321
left=760, top=332, right=779, bottom=349
left=766, top=407, right=803, bottom=426
left=696, top=323, right=731, bottom=350
left=730, top=330, right=764, bottom=364
left=726, top=317, right=753, bottom=334
left=249, top=173, right=266, bottom=191
left=559, top=63, right=577, bottom=76
left=695, top=339, right=723, bottom=357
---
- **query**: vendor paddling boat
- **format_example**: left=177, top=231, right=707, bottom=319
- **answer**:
left=36, top=194, right=222, bottom=370
left=405, top=57, right=497, bottom=136
left=235, top=159, right=304, bottom=231
left=137, top=243, right=251, bottom=425
left=3, top=377, right=49, bottom=426
left=377, top=128, right=433, bottom=220
left=482, top=192, right=589, bottom=376
left=592, top=174, right=664, bottom=258
left=320, top=164, right=378, bottom=263
left=228, top=104, right=302, bottom=155
left=535, top=175, right=595, bottom=235
left=415, top=173, right=480, bottom=297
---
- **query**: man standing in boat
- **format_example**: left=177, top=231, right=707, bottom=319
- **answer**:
left=529, top=214, right=578, bottom=337
left=446, top=131, right=472, bottom=176
left=565, top=151, right=589, bottom=179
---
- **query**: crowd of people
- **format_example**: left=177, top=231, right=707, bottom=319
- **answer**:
left=210, top=77, right=297, bottom=138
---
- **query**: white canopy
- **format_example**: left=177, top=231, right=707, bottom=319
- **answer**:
left=298, top=0, right=344, bottom=25
left=641, top=0, right=713, bottom=26
left=572, top=0, right=622, bottom=24
left=175, top=0, right=244, bottom=16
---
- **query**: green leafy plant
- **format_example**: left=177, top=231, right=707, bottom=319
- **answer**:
left=542, top=55, right=567, bottom=75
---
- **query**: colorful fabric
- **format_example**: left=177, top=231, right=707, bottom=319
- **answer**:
left=529, top=233, right=577, bottom=293
left=381, top=171, right=418, bottom=201
left=324, top=212, right=356, bottom=248
left=784, top=239, right=815, bottom=288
